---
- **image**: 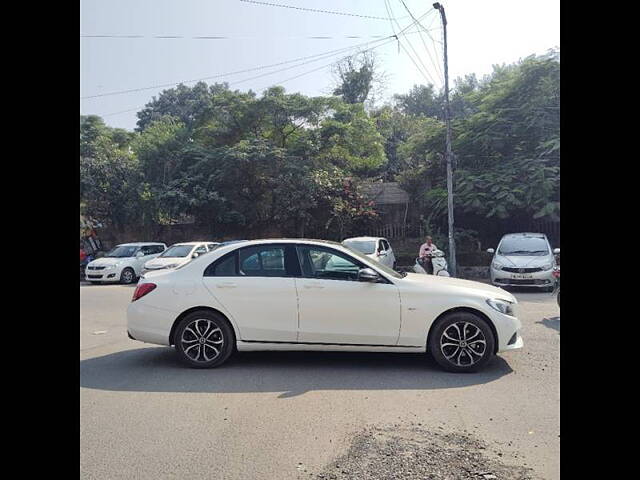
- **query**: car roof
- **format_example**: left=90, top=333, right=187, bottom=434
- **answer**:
left=500, top=232, right=547, bottom=239
left=171, top=241, right=216, bottom=246
left=116, top=242, right=165, bottom=246
left=342, top=236, right=385, bottom=242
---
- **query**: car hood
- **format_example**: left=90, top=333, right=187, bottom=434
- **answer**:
left=494, top=254, right=553, bottom=268
left=144, top=257, right=188, bottom=269
left=88, top=257, right=128, bottom=267
left=400, top=273, right=516, bottom=303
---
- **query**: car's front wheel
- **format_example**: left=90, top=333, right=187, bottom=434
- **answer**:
left=174, top=311, right=235, bottom=368
left=429, top=311, right=495, bottom=372
left=120, top=267, right=136, bottom=284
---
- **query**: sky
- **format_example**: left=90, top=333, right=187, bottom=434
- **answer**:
left=80, top=0, right=559, bottom=131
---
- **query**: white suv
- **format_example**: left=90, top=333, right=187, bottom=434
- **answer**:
left=85, top=242, right=166, bottom=284
left=342, top=236, right=397, bottom=269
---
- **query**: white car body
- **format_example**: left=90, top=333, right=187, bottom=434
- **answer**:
left=128, top=239, right=522, bottom=368
left=342, top=236, right=396, bottom=268
left=489, top=233, right=558, bottom=290
left=85, top=242, right=166, bottom=283
left=142, top=242, right=219, bottom=274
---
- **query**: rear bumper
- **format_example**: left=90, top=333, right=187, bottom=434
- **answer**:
left=127, top=300, right=175, bottom=346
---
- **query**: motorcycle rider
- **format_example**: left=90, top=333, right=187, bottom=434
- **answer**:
left=418, top=236, right=437, bottom=274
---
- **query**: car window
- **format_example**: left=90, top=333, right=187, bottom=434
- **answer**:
left=297, top=246, right=364, bottom=281
left=149, top=245, right=164, bottom=254
left=382, top=240, right=391, bottom=251
left=140, top=246, right=153, bottom=255
left=204, top=252, right=238, bottom=277
left=194, top=245, right=207, bottom=254
left=207, top=243, right=218, bottom=251
left=239, top=246, right=286, bottom=277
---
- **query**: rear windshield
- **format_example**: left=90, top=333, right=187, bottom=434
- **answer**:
left=498, top=237, right=549, bottom=256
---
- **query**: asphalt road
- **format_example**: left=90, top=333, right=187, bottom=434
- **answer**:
left=80, top=282, right=559, bottom=480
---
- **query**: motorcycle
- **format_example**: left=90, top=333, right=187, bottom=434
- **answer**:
left=552, top=265, right=560, bottom=307
left=413, top=250, right=450, bottom=277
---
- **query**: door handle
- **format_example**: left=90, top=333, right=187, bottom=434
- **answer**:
left=216, top=282, right=237, bottom=288
left=303, top=284, right=324, bottom=289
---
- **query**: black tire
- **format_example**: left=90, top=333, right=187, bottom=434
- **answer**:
left=428, top=311, right=496, bottom=373
left=120, top=267, right=136, bottom=284
left=557, top=289, right=560, bottom=307
left=174, top=310, right=235, bottom=368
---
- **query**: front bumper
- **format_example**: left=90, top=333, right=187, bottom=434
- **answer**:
left=84, top=266, right=122, bottom=282
left=490, top=267, right=554, bottom=288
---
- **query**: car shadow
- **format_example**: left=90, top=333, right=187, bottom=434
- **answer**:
left=537, top=316, right=560, bottom=333
left=80, top=348, right=513, bottom=398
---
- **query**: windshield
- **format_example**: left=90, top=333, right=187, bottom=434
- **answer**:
left=342, top=245, right=403, bottom=279
left=498, top=237, right=549, bottom=256
left=160, top=245, right=194, bottom=258
left=343, top=240, right=377, bottom=255
left=105, top=246, right=138, bottom=258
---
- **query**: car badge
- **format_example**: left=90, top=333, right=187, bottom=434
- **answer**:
left=518, top=268, right=525, bottom=273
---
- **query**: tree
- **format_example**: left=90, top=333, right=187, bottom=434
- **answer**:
left=332, top=51, right=380, bottom=105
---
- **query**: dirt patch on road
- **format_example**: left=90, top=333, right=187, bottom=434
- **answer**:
left=310, top=425, right=538, bottom=480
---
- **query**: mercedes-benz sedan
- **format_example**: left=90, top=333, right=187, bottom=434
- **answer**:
left=127, top=239, right=522, bottom=372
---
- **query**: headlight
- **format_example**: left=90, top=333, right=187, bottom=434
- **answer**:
left=486, top=298, right=515, bottom=316
left=491, top=261, right=503, bottom=270
left=164, top=264, right=178, bottom=269
left=540, top=263, right=553, bottom=271
left=104, top=264, right=117, bottom=270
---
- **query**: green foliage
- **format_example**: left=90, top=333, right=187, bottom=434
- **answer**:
left=80, top=49, right=559, bottom=243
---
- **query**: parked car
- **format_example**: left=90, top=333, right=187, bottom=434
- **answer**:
left=142, top=242, right=219, bottom=275
left=85, top=242, right=166, bottom=284
left=342, top=236, right=397, bottom=269
left=487, top=233, right=559, bottom=291
left=127, top=239, right=522, bottom=372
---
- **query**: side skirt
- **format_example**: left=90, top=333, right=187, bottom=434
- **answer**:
left=236, top=341, right=425, bottom=353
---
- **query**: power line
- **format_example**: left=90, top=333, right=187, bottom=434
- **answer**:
left=81, top=36, right=392, bottom=99
left=96, top=13, right=428, bottom=118
left=101, top=39, right=396, bottom=118
left=396, top=0, right=443, bottom=81
left=237, top=0, right=409, bottom=21
left=81, top=33, right=399, bottom=40
left=384, top=0, right=440, bottom=86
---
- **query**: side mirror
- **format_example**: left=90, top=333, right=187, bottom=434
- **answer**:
left=192, top=252, right=200, bottom=258
left=136, top=251, right=144, bottom=258
left=358, top=268, right=380, bottom=283
left=487, top=248, right=495, bottom=254
left=553, top=248, right=560, bottom=255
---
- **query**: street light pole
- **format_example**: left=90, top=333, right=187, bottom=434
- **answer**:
left=433, top=2, right=456, bottom=277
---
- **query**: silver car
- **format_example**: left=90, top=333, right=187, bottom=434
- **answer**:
left=487, top=233, right=559, bottom=291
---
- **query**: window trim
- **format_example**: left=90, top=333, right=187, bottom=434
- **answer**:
left=204, top=244, right=300, bottom=278
left=294, top=244, right=392, bottom=285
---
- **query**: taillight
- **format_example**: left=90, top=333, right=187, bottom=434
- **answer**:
left=132, top=283, right=157, bottom=302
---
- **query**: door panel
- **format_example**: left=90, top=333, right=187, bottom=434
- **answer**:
left=295, top=245, right=401, bottom=345
left=203, top=277, right=298, bottom=342
left=202, top=246, right=299, bottom=342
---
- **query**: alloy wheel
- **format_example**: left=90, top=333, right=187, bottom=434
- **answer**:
left=440, top=321, right=487, bottom=367
left=122, top=269, right=134, bottom=284
left=180, top=319, right=224, bottom=363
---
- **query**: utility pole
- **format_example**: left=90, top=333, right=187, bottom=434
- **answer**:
left=433, top=2, right=456, bottom=277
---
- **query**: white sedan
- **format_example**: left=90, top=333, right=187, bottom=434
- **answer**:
left=127, top=239, right=522, bottom=372
left=142, top=241, right=219, bottom=274
left=342, top=236, right=397, bottom=269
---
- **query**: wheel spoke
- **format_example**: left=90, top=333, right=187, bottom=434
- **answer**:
left=203, top=344, right=219, bottom=361
left=205, top=327, right=221, bottom=340
left=465, top=327, right=481, bottom=342
left=444, top=346, right=460, bottom=360
left=184, top=327, right=199, bottom=339
left=443, top=332, right=459, bottom=342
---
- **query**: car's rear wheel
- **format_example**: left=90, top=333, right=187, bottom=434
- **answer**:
left=429, top=311, right=495, bottom=372
left=174, top=311, right=235, bottom=368
left=120, top=267, right=136, bottom=284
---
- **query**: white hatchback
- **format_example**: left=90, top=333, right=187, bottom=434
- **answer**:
left=85, top=242, right=166, bottom=284
left=342, top=236, right=397, bottom=269
left=127, top=239, right=522, bottom=372
left=142, top=242, right=219, bottom=275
